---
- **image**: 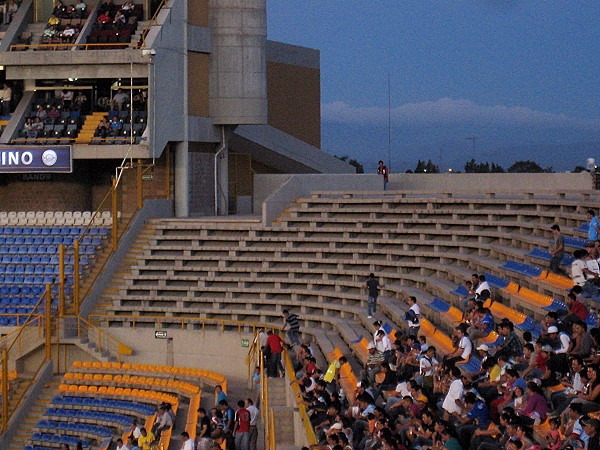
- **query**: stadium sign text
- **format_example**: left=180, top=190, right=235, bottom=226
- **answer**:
left=0, top=146, right=72, bottom=173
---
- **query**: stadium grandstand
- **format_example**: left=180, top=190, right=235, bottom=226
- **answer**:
left=0, top=1, right=598, bottom=450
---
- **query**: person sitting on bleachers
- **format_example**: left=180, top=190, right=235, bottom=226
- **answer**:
left=23, top=118, right=35, bottom=138
left=35, top=105, right=47, bottom=120
left=41, top=25, right=57, bottom=41
left=569, top=321, right=593, bottom=359
left=5, top=0, right=18, bottom=24
left=52, top=1, right=68, bottom=18
left=47, top=13, right=61, bottom=27
left=443, top=323, right=472, bottom=368
left=151, top=405, right=173, bottom=439
left=109, top=115, right=123, bottom=135
left=564, top=292, right=589, bottom=329
left=74, top=0, right=87, bottom=18
left=31, top=117, right=43, bottom=137
left=572, top=249, right=600, bottom=298
left=47, top=105, right=60, bottom=119
left=468, top=306, right=495, bottom=341
left=494, top=320, right=523, bottom=361
left=97, top=11, right=112, bottom=28
left=60, top=24, right=76, bottom=43
left=95, top=117, right=109, bottom=138
left=136, top=427, right=155, bottom=450
left=112, top=88, right=130, bottom=111
left=113, top=10, right=126, bottom=29
left=120, top=0, right=135, bottom=14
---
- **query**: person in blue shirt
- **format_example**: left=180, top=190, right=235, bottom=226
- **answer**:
left=588, top=210, right=600, bottom=242
left=456, top=392, right=491, bottom=449
left=468, top=306, right=495, bottom=341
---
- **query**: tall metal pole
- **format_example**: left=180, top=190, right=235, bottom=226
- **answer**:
left=45, top=284, right=52, bottom=361
left=112, top=177, right=118, bottom=251
left=58, top=243, right=64, bottom=317
left=1, top=349, right=8, bottom=431
left=73, top=239, right=80, bottom=315
left=387, top=73, right=392, bottom=172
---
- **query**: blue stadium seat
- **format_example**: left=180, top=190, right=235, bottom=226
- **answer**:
left=428, top=297, right=451, bottom=312
left=500, top=260, right=543, bottom=278
left=32, top=227, right=42, bottom=235
left=564, top=236, right=587, bottom=249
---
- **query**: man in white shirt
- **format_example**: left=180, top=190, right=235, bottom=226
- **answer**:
left=152, top=406, right=173, bottom=438
left=116, top=438, right=130, bottom=450
left=406, top=296, right=421, bottom=337
left=444, top=323, right=472, bottom=368
left=475, top=275, right=491, bottom=298
left=374, top=329, right=392, bottom=354
left=547, top=326, right=571, bottom=354
left=246, top=398, right=259, bottom=450
left=442, top=367, right=464, bottom=419
left=180, top=431, right=194, bottom=450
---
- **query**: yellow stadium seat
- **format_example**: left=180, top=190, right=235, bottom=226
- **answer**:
left=102, top=374, right=113, bottom=382
left=122, top=388, right=132, bottom=395
left=58, top=384, right=69, bottom=392
left=106, top=387, right=116, bottom=395
left=121, top=363, right=131, bottom=370
left=91, top=362, right=102, bottom=369
left=87, top=385, right=98, bottom=393
left=480, top=331, right=500, bottom=344
left=83, top=373, right=93, bottom=381
left=102, top=362, right=112, bottom=369
left=72, top=361, right=83, bottom=368
left=113, top=375, right=123, bottom=382
left=420, top=319, right=436, bottom=337
left=501, top=282, right=520, bottom=294
left=110, top=362, right=122, bottom=370
left=115, top=387, right=125, bottom=395
left=97, top=386, right=108, bottom=394
left=93, top=374, right=103, bottom=382
left=63, top=372, right=74, bottom=380
left=82, top=361, right=93, bottom=369
left=77, top=385, right=88, bottom=393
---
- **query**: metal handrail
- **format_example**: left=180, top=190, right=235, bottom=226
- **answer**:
left=283, top=347, right=317, bottom=446
left=69, top=315, right=133, bottom=361
left=9, top=42, right=139, bottom=51
left=137, top=0, right=168, bottom=48
left=90, top=314, right=281, bottom=333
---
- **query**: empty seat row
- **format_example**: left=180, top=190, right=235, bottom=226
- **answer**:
left=0, top=265, right=82, bottom=275
left=29, top=432, right=89, bottom=447
left=0, top=226, right=109, bottom=236
left=0, top=245, right=97, bottom=255
left=36, top=420, right=112, bottom=438
left=0, top=211, right=109, bottom=220
left=63, top=372, right=200, bottom=395
left=0, top=255, right=90, bottom=266
left=51, top=395, right=155, bottom=416
left=0, top=236, right=102, bottom=246
left=44, top=408, right=132, bottom=427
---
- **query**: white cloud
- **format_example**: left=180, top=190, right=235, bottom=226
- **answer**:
left=322, top=98, right=600, bottom=128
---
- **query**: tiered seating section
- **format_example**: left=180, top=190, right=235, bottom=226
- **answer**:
left=23, top=361, right=225, bottom=450
left=0, top=212, right=110, bottom=324
left=14, top=99, right=85, bottom=144
left=91, top=109, right=147, bottom=144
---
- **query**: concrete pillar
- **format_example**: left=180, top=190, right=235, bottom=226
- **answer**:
left=215, top=145, right=228, bottom=215
left=208, top=0, right=268, bottom=125
left=174, top=141, right=189, bottom=217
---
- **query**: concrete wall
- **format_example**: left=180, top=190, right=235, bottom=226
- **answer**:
left=104, top=328, right=255, bottom=395
left=255, top=172, right=595, bottom=225
left=148, top=0, right=185, bottom=158
left=208, top=0, right=268, bottom=125
left=266, top=41, right=321, bottom=149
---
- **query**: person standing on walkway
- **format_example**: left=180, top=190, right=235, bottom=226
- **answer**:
left=282, top=309, right=301, bottom=346
left=588, top=210, right=600, bottom=244
left=406, top=296, right=421, bottom=338
left=365, top=273, right=384, bottom=319
left=265, top=330, right=284, bottom=377
left=550, top=224, right=567, bottom=275
left=378, top=160, right=389, bottom=190
left=245, top=399, right=259, bottom=450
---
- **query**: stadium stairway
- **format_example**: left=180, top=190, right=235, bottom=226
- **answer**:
left=6, top=377, right=61, bottom=450
left=268, top=378, right=296, bottom=449
left=75, top=112, right=106, bottom=144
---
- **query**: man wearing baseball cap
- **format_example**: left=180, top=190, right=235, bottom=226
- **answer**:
left=547, top=325, right=571, bottom=354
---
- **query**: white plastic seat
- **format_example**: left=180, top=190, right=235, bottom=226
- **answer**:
left=7, top=212, right=17, bottom=219
left=0, top=218, right=8, bottom=225
left=54, top=217, right=66, bottom=226
left=101, top=211, right=111, bottom=219
left=72, top=211, right=82, bottom=219
left=45, top=217, right=56, bottom=225
left=63, top=218, right=75, bottom=226
left=25, top=212, right=35, bottom=219
left=16, top=212, right=26, bottom=219
left=74, top=218, right=85, bottom=226
left=54, top=211, right=63, bottom=219
left=17, top=217, right=27, bottom=225
left=63, top=212, right=73, bottom=219
left=103, top=217, right=113, bottom=226
left=26, top=218, right=37, bottom=225
left=35, top=211, right=45, bottom=219
left=0, top=212, right=7, bottom=219
left=44, top=211, right=54, bottom=219
left=82, top=211, right=92, bottom=219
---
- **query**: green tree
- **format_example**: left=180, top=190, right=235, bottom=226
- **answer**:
left=414, top=159, right=439, bottom=173
left=507, top=160, right=551, bottom=173
left=464, top=159, right=504, bottom=173
left=334, top=155, right=364, bottom=174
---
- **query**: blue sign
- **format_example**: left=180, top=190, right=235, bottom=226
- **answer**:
left=0, top=146, right=72, bottom=173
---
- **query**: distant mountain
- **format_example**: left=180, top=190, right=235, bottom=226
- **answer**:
left=321, top=122, right=600, bottom=173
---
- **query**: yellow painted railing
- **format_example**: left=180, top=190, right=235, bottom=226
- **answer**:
left=63, top=315, right=133, bottom=362
left=138, top=0, right=168, bottom=48
left=283, top=347, right=317, bottom=446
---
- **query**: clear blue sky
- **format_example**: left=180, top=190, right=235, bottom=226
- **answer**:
left=267, top=1, right=600, bottom=171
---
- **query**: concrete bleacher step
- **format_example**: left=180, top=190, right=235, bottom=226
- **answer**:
left=7, top=378, right=61, bottom=450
